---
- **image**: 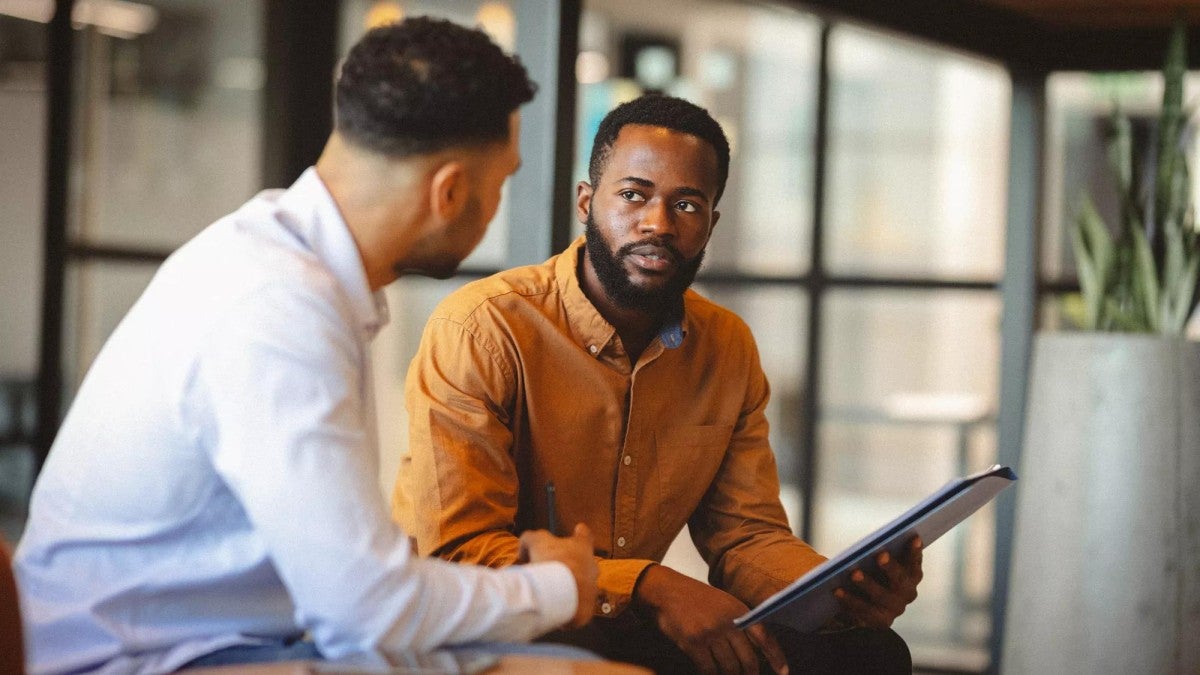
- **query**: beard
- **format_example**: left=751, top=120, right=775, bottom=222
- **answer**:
left=584, top=210, right=705, bottom=315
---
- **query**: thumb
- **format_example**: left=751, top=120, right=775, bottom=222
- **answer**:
left=572, top=522, right=593, bottom=544
left=518, top=529, right=549, bottom=563
left=748, top=624, right=789, bottom=675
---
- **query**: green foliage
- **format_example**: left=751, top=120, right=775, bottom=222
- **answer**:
left=1072, top=23, right=1200, bottom=334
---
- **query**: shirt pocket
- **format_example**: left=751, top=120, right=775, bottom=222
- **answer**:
left=653, top=424, right=734, bottom=536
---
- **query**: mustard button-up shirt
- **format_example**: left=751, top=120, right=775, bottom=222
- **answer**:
left=394, top=237, right=826, bottom=619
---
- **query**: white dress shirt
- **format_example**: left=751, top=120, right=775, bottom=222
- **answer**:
left=14, top=168, right=577, bottom=675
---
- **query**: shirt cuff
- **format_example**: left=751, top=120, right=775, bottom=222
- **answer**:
left=515, top=561, right=578, bottom=633
left=596, top=558, right=657, bottom=617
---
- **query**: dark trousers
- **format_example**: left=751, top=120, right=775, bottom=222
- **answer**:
left=542, top=614, right=912, bottom=674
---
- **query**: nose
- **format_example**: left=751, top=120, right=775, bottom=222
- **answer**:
left=637, top=198, right=676, bottom=238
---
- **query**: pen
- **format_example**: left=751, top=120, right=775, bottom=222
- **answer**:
left=546, top=481, right=559, bottom=536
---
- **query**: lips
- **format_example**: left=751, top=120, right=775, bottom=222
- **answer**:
left=624, top=244, right=678, bottom=273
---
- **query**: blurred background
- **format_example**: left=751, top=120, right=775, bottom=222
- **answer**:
left=2, top=1, right=1199, bottom=672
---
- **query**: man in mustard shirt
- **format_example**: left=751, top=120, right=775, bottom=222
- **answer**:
left=394, top=94, right=922, bottom=674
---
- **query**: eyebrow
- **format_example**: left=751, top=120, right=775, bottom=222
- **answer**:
left=615, top=176, right=710, bottom=203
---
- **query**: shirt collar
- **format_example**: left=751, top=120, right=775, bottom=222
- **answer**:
left=555, top=236, right=689, bottom=354
left=276, top=167, right=389, bottom=338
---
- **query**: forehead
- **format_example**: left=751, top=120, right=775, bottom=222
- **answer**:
left=601, top=124, right=719, bottom=195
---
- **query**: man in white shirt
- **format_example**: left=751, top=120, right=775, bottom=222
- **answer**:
left=14, top=17, right=598, bottom=674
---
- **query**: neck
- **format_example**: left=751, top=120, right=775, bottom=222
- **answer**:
left=315, top=134, right=428, bottom=291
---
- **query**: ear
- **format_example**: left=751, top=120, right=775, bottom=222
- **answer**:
left=575, top=181, right=593, bottom=225
left=710, top=208, right=721, bottom=235
left=429, top=161, right=468, bottom=226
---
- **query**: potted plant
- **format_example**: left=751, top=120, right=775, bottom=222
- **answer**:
left=1002, top=24, right=1200, bottom=675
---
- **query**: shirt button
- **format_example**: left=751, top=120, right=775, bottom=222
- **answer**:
left=617, top=536, right=626, bottom=547
left=588, top=344, right=598, bottom=354
left=623, top=455, right=632, bottom=466
left=601, top=602, right=612, bottom=614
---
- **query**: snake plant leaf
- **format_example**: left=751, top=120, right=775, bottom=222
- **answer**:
left=1164, top=252, right=1200, bottom=333
left=1072, top=216, right=1104, bottom=329
left=1075, top=21, right=1196, bottom=335
left=1109, top=109, right=1134, bottom=198
left=1078, top=195, right=1114, bottom=279
left=1106, top=296, right=1141, bottom=331
left=1180, top=253, right=1200, bottom=330
left=1162, top=150, right=1188, bottom=244
left=1131, top=224, right=1161, bottom=331
left=1164, top=221, right=1184, bottom=302
left=1155, top=23, right=1186, bottom=228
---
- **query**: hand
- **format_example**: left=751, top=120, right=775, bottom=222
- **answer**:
left=519, top=523, right=599, bottom=628
left=634, top=564, right=789, bottom=675
left=833, top=535, right=923, bottom=629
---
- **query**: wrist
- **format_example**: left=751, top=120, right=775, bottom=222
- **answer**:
left=629, top=562, right=661, bottom=617
left=633, top=562, right=674, bottom=611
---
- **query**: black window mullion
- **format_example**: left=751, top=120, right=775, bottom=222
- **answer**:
left=35, top=0, right=76, bottom=476
left=797, top=21, right=833, bottom=542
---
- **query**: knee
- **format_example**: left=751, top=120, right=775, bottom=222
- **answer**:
left=859, top=628, right=912, bottom=674
left=773, top=625, right=913, bottom=675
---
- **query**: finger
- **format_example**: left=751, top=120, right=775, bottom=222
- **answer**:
left=834, top=586, right=896, bottom=629
left=728, top=631, right=761, bottom=675
left=872, top=552, right=918, bottom=604
left=708, top=636, right=746, bottom=675
left=516, top=530, right=539, bottom=563
left=519, top=529, right=549, bottom=545
left=907, top=536, right=924, bottom=569
left=747, top=625, right=788, bottom=675
left=572, top=522, right=594, bottom=545
left=848, top=569, right=906, bottom=614
left=685, top=642, right=719, bottom=675
left=874, top=550, right=904, bottom=587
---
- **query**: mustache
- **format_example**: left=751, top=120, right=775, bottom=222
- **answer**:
left=616, top=237, right=684, bottom=264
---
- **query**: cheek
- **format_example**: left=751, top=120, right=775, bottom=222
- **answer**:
left=680, top=219, right=713, bottom=252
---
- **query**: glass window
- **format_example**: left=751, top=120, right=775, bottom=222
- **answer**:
left=0, top=15, right=46, bottom=381
left=68, top=1, right=263, bottom=251
left=55, top=2, right=265, bottom=400
left=577, top=0, right=820, bottom=276
left=1041, top=71, right=1200, bottom=282
left=372, top=276, right=473, bottom=497
left=826, top=26, right=1009, bottom=281
left=693, top=284, right=808, bottom=515
left=1, top=13, right=46, bottom=542
left=816, top=288, right=1000, bottom=667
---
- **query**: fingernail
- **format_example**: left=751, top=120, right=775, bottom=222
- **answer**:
left=914, top=537, right=923, bottom=548
left=779, top=666, right=790, bottom=675
left=834, top=588, right=845, bottom=599
left=851, top=570, right=864, bottom=583
left=877, top=551, right=890, bottom=565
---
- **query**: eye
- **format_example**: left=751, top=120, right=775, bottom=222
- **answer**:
left=675, top=201, right=698, bottom=213
left=619, top=190, right=645, bottom=202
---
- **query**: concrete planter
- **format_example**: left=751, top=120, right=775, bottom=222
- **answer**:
left=1002, top=333, right=1200, bottom=674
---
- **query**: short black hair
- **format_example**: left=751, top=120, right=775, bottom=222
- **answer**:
left=335, top=16, right=536, bottom=157
left=588, top=94, right=731, bottom=203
